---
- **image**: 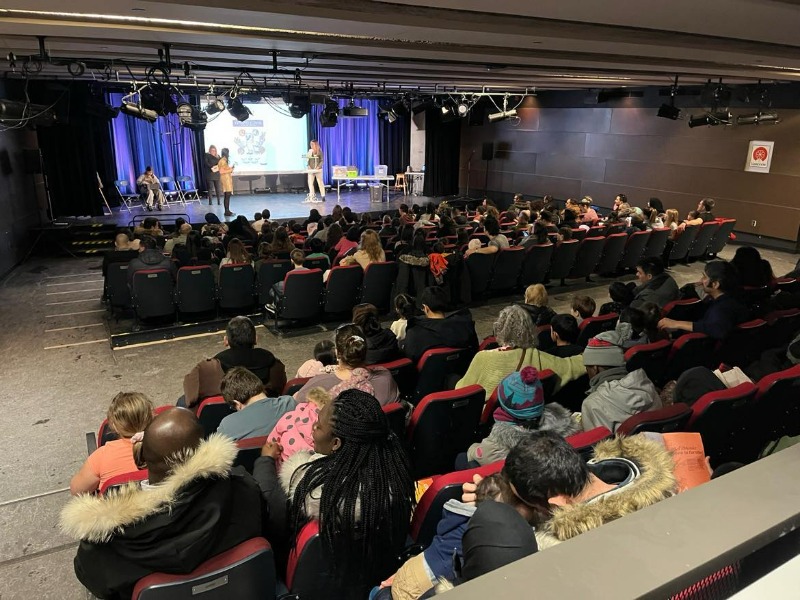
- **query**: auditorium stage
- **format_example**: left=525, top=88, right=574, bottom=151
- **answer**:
left=86, top=189, right=449, bottom=227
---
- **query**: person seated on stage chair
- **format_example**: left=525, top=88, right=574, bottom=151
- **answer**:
left=102, top=232, right=140, bottom=277
left=61, top=407, right=264, bottom=600
left=163, top=223, right=192, bottom=254
left=127, top=235, right=175, bottom=285
left=136, top=166, right=165, bottom=211
left=464, top=216, right=509, bottom=257
left=70, top=392, right=155, bottom=495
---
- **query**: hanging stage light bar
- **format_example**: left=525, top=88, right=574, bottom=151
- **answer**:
left=120, top=101, right=158, bottom=122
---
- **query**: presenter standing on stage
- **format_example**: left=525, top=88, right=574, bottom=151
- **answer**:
left=307, top=139, right=325, bottom=202
left=219, top=148, right=235, bottom=216
left=204, top=145, right=222, bottom=206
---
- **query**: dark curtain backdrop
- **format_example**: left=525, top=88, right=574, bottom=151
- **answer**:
left=423, top=109, right=461, bottom=197
left=107, top=92, right=197, bottom=195
left=378, top=113, right=411, bottom=177
left=309, top=99, right=381, bottom=182
left=36, top=84, right=116, bottom=217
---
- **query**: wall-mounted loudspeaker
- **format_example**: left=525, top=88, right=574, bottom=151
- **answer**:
left=481, top=142, right=494, bottom=161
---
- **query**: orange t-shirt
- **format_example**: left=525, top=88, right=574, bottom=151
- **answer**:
left=86, top=438, right=139, bottom=489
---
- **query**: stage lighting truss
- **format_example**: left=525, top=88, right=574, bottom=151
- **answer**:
left=486, top=93, right=522, bottom=124
left=176, top=102, right=208, bottom=131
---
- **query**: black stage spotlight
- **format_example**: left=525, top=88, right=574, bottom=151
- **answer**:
left=342, top=99, right=368, bottom=117
left=657, top=103, right=681, bottom=120
left=320, top=99, right=339, bottom=127
left=205, top=98, right=225, bottom=115
left=289, top=95, right=311, bottom=119
left=227, top=96, right=251, bottom=122
left=737, top=112, right=780, bottom=126
left=120, top=102, right=158, bottom=123
left=176, top=102, right=208, bottom=131
left=687, top=111, right=731, bottom=128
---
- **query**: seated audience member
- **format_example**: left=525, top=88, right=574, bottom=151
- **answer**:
left=269, top=226, right=297, bottom=255
left=296, top=339, right=337, bottom=378
left=61, top=408, right=263, bottom=600
left=603, top=212, right=626, bottom=235
left=631, top=257, right=679, bottom=309
left=599, top=281, right=634, bottom=316
left=463, top=431, right=677, bottom=547
left=456, top=305, right=585, bottom=397
left=403, top=286, right=479, bottom=364
left=220, top=237, right=253, bottom=267
left=561, top=207, right=579, bottom=229
left=578, top=197, right=598, bottom=224
left=127, top=235, right=175, bottom=284
left=521, top=222, right=551, bottom=248
left=730, top=246, right=775, bottom=289
left=340, top=229, right=386, bottom=270
left=254, top=390, right=414, bottom=598
left=518, top=284, right=556, bottom=327
left=252, top=208, right=270, bottom=231
left=658, top=260, right=749, bottom=340
left=545, top=314, right=583, bottom=358
left=647, top=208, right=664, bottom=229
left=537, top=211, right=559, bottom=234
left=102, top=233, right=140, bottom=277
left=626, top=214, right=647, bottom=235
left=217, top=367, right=296, bottom=441
left=556, top=226, right=573, bottom=243
left=293, top=324, right=399, bottom=405
left=70, top=393, right=154, bottom=495
left=390, top=293, right=415, bottom=342
left=352, top=303, right=400, bottom=364
left=387, top=476, right=536, bottom=600
left=214, top=316, right=287, bottom=395
left=305, top=237, right=331, bottom=268
left=163, top=223, right=192, bottom=254
left=464, top=216, right=509, bottom=256
left=626, top=302, right=663, bottom=347
left=133, top=216, right=163, bottom=238
left=663, top=208, right=680, bottom=232
left=467, top=367, right=579, bottom=466
left=378, top=215, right=396, bottom=237
left=398, top=203, right=415, bottom=226
left=333, top=225, right=361, bottom=264
left=267, top=387, right=331, bottom=463
left=581, top=325, right=661, bottom=432
left=648, top=197, right=665, bottom=215
left=570, top=295, right=596, bottom=325
left=272, top=249, right=308, bottom=295
left=697, top=197, right=716, bottom=222
left=180, top=358, right=224, bottom=408
left=254, top=241, right=275, bottom=268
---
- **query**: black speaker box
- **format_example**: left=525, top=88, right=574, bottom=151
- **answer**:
left=481, top=142, right=494, bottom=161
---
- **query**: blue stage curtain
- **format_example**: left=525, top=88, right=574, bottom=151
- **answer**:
left=107, top=92, right=197, bottom=192
left=310, top=99, right=381, bottom=182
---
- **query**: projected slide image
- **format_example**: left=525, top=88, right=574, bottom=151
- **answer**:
left=204, top=102, right=308, bottom=176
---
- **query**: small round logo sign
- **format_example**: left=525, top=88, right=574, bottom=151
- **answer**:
left=752, top=146, right=769, bottom=162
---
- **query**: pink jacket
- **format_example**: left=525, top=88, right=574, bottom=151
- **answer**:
left=268, top=402, right=320, bottom=462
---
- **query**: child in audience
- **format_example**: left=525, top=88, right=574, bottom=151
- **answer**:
left=267, top=387, right=331, bottom=463
left=599, top=281, right=634, bottom=316
left=570, top=295, right=596, bottom=325
left=519, top=283, right=556, bottom=327
left=390, top=293, right=415, bottom=342
left=69, top=392, right=155, bottom=495
left=466, top=367, right=579, bottom=466
left=295, top=340, right=337, bottom=378
left=546, top=314, right=584, bottom=358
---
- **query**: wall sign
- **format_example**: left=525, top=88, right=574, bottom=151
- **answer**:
left=745, top=140, right=774, bottom=173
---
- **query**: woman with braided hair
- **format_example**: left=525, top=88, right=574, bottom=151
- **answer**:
left=255, top=389, right=414, bottom=598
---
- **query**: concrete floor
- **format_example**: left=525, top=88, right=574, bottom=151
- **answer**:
left=0, top=243, right=795, bottom=599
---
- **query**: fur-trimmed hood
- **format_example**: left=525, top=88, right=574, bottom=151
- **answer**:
left=542, top=435, right=677, bottom=543
left=60, top=434, right=237, bottom=543
left=279, top=450, right=326, bottom=519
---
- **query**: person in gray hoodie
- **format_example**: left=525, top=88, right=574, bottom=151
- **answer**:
left=630, top=257, right=679, bottom=309
left=581, top=323, right=661, bottom=432
left=126, top=235, right=175, bottom=284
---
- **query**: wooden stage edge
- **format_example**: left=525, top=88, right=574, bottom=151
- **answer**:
left=71, top=191, right=465, bottom=228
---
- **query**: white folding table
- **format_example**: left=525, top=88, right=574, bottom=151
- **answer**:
left=332, top=175, right=396, bottom=202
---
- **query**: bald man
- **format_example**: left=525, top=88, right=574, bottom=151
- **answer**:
left=163, top=223, right=193, bottom=254
left=102, top=232, right=140, bottom=277
left=61, top=408, right=264, bottom=600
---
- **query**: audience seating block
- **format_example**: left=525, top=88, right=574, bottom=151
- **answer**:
left=414, top=347, right=474, bottom=404
left=624, top=339, right=672, bottom=387
left=617, top=404, right=693, bottom=436
left=196, top=396, right=235, bottom=437
left=576, top=312, right=619, bottom=347
left=565, top=427, right=613, bottom=460
left=360, top=262, right=398, bottom=313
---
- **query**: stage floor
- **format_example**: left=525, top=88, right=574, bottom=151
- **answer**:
left=84, top=189, right=442, bottom=227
